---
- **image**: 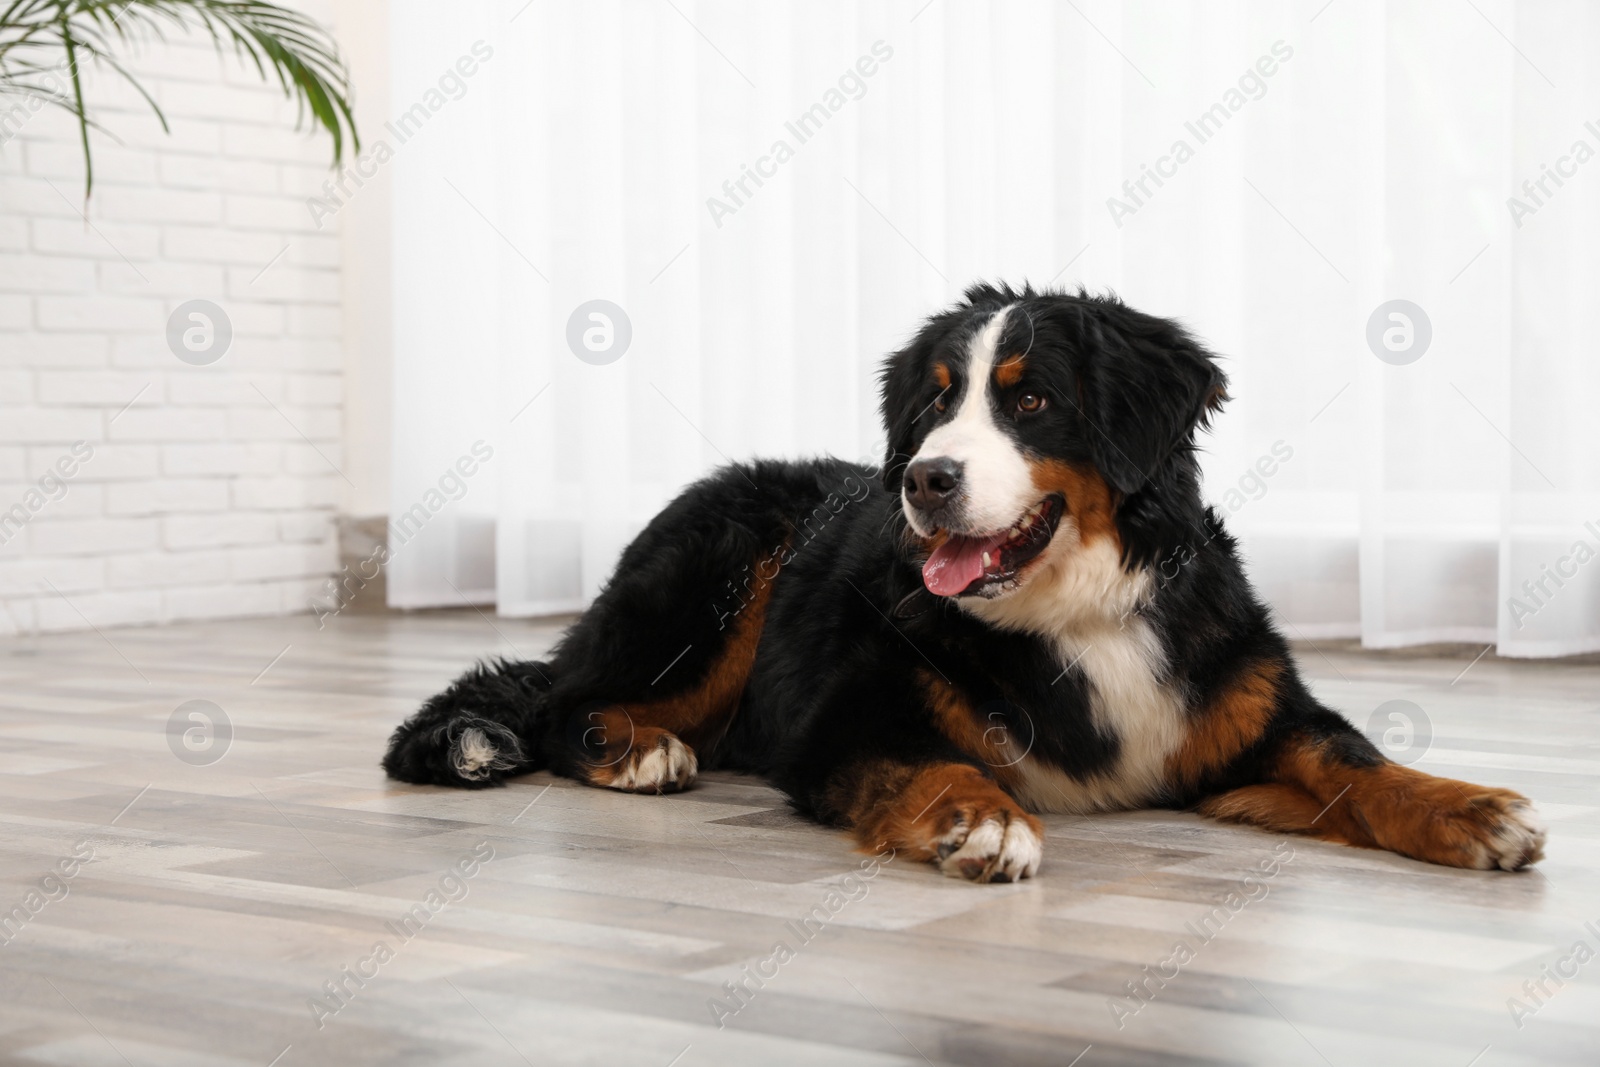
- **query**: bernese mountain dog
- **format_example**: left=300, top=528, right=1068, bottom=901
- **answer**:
left=384, top=283, right=1546, bottom=882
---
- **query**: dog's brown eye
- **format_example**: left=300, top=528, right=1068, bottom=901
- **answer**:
left=1016, top=393, right=1046, bottom=413
left=933, top=393, right=948, bottom=413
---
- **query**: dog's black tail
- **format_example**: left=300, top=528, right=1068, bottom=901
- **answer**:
left=382, top=658, right=554, bottom=789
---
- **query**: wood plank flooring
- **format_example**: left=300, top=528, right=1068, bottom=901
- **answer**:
left=1, top=609, right=1598, bottom=1065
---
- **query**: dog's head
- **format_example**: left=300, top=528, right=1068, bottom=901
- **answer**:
left=879, top=283, right=1226, bottom=601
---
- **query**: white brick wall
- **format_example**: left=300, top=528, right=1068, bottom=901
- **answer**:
left=0, top=14, right=348, bottom=636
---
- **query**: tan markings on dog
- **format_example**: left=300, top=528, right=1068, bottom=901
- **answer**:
left=918, top=670, right=1021, bottom=789
left=933, top=362, right=951, bottom=390
left=832, top=760, right=1043, bottom=882
left=585, top=723, right=698, bottom=794
left=908, top=525, right=951, bottom=563
left=1203, top=734, right=1547, bottom=871
left=1026, top=457, right=1120, bottom=550
left=1167, top=659, right=1282, bottom=790
left=1197, top=782, right=1365, bottom=846
left=583, top=552, right=778, bottom=789
left=822, top=758, right=920, bottom=845
left=576, top=704, right=639, bottom=780
left=994, top=354, right=1026, bottom=388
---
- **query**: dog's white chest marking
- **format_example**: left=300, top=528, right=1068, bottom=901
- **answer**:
left=1015, top=618, right=1186, bottom=813
left=969, top=536, right=1187, bottom=814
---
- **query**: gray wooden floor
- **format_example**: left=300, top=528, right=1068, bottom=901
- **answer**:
left=1, top=609, right=1597, bottom=1066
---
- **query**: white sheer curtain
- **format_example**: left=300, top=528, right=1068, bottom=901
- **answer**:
left=387, top=0, right=1600, bottom=658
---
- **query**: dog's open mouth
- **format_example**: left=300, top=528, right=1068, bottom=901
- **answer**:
left=921, top=495, right=1064, bottom=597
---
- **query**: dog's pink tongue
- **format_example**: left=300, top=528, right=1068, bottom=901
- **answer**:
left=922, top=533, right=1006, bottom=597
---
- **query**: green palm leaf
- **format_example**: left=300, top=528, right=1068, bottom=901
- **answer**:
left=0, top=0, right=358, bottom=196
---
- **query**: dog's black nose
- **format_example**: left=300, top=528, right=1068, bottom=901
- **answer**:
left=903, top=457, right=963, bottom=511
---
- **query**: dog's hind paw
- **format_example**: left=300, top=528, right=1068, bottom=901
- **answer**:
left=451, top=721, right=523, bottom=782
left=1461, top=793, right=1547, bottom=872
left=591, top=728, right=698, bottom=795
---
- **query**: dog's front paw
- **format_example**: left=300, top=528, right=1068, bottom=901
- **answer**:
left=855, top=763, right=1042, bottom=883
left=933, top=810, right=1043, bottom=883
left=590, top=728, right=698, bottom=794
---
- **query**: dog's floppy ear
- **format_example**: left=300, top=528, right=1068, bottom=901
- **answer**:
left=1074, top=309, right=1228, bottom=496
left=878, top=345, right=923, bottom=492
left=877, top=308, right=970, bottom=492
